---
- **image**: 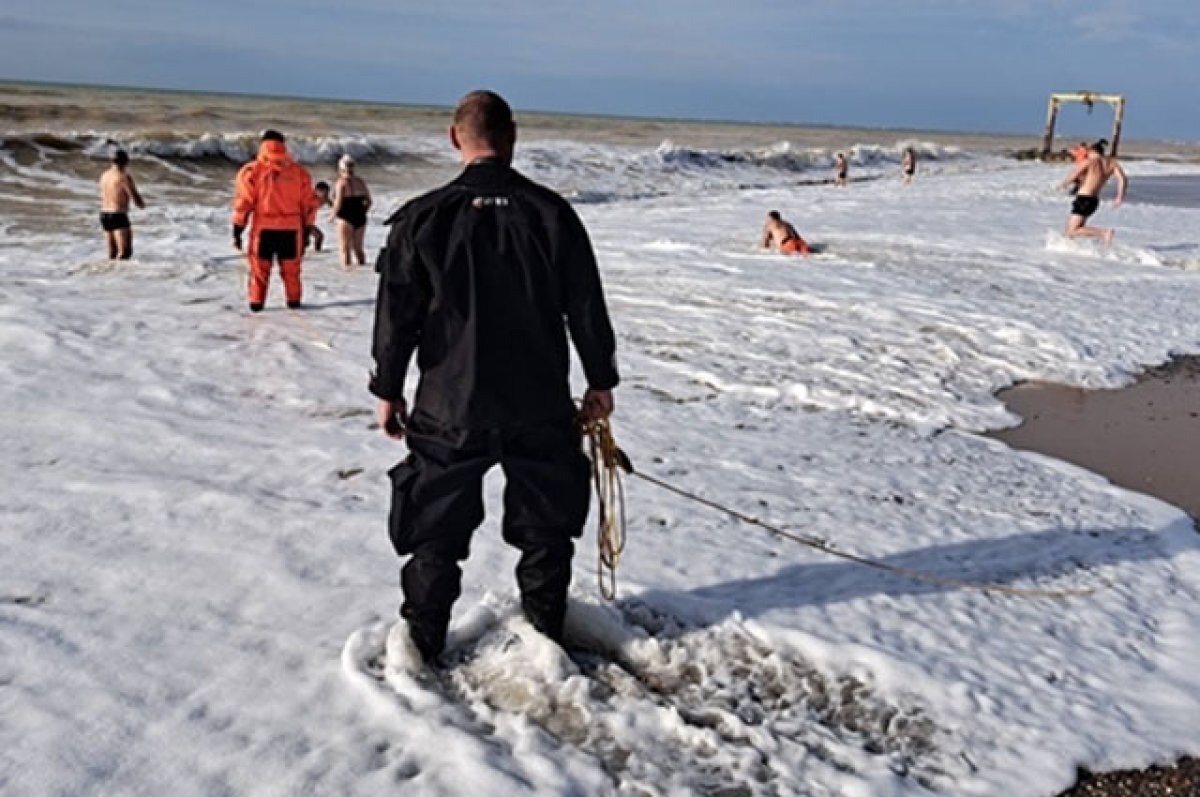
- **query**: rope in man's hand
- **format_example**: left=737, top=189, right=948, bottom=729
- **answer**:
left=580, top=416, right=632, bottom=600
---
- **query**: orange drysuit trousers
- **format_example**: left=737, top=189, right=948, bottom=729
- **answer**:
left=247, top=228, right=304, bottom=305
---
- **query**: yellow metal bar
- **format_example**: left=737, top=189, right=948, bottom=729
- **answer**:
left=1050, top=92, right=1124, bottom=106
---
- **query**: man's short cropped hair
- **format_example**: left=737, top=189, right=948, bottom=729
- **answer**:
left=112, top=149, right=129, bottom=167
left=768, top=210, right=781, bottom=221
left=453, top=90, right=515, bottom=146
left=261, top=129, right=286, bottom=143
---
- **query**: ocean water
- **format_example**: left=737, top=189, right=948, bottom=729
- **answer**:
left=4, top=81, right=1196, bottom=233
left=3, top=81, right=1200, bottom=797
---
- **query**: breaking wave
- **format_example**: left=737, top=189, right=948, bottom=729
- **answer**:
left=517, top=138, right=977, bottom=204
left=1, top=130, right=983, bottom=206
left=0, top=131, right=448, bottom=167
left=3, top=130, right=971, bottom=171
left=652, top=139, right=969, bottom=173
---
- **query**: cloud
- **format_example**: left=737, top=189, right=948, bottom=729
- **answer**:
left=1072, top=1, right=1140, bottom=41
left=1069, top=0, right=1197, bottom=56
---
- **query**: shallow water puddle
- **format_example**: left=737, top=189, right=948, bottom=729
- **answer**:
left=989, top=357, right=1200, bottom=519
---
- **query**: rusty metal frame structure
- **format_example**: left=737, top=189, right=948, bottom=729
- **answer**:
left=1041, top=92, right=1126, bottom=157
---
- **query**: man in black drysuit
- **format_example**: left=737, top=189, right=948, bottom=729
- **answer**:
left=370, top=90, right=620, bottom=664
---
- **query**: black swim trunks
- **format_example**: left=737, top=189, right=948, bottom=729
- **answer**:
left=99, top=212, right=130, bottom=232
left=256, top=228, right=300, bottom=261
left=337, top=196, right=368, bottom=230
left=1071, top=194, right=1100, bottom=219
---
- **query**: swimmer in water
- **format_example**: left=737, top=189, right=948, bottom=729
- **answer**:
left=834, top=152, right=848, bottom=187
left=761, top=210, right=810, bottom=255
left=1058, top=140, right=1127, bottom=244
left=307, top=181, right=332, bottom=252
left=98, top=149, right=146, bottom=260
left=331, top=155, right=372, bottom=268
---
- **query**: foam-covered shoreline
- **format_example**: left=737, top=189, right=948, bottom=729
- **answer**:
left=3, top=82, right=1200, bottom=797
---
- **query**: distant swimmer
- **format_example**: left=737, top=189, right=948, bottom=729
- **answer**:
left=901, top=147, right=917, bottom=185
left=1059, top=140, right=1127, bottom=244
left=834, top=152, right=848, bottom=187
left=232, top=130, right=318, bottom=312
left=307, top=181, right=332, bottom=252
left=331, top=154, right=372, bottom=268
left=761, top=210, right=810, bottom=255
left=98, top=149, right=145, bottom=260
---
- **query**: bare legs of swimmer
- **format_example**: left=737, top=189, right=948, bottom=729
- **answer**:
left=104, top=227, right=133, bottom=260
left=1065, top=213, right=1115, bottom=244
left=336, top=220, right=367, bottom=268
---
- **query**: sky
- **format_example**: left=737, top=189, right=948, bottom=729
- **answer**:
left=0, top=0, right=1197, bottom=140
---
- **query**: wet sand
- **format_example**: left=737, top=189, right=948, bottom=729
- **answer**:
left=990, top=356, right=1200, bottom=520
left=990, top=358, right=1200, bottom=796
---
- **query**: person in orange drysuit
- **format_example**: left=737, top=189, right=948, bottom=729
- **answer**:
left=232, top=130, right=318, bottom=311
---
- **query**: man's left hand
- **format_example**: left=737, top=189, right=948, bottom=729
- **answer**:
left=580, top=388, right=614, bottom=422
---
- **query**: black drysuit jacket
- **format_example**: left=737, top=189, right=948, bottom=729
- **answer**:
left=371, top=160, right=619, bottom=431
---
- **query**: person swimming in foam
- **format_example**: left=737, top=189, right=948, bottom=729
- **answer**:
left=761, top=210, right=810, bottom=255
left=330, top=154, right=372, bottom=268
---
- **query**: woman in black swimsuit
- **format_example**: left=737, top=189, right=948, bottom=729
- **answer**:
left=331, top=154, right=372, bottom=267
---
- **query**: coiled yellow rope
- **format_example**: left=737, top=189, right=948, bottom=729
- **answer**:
left=581, top=416, right=632, bottom=600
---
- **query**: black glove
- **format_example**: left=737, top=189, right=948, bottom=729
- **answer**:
left=232, top=223, right=245, bottom=251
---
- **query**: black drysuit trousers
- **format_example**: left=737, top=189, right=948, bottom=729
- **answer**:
left=387, top=415, right=591, bottom=659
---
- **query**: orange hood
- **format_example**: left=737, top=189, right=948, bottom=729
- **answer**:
left=258, top=139, right=292, bottom=164
left=232, top=140, right=316, bottom=229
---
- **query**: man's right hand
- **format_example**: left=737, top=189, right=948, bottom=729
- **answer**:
left=378, top=398, right=408, bottom=440
left=232, top=223, right=245, bottom=251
